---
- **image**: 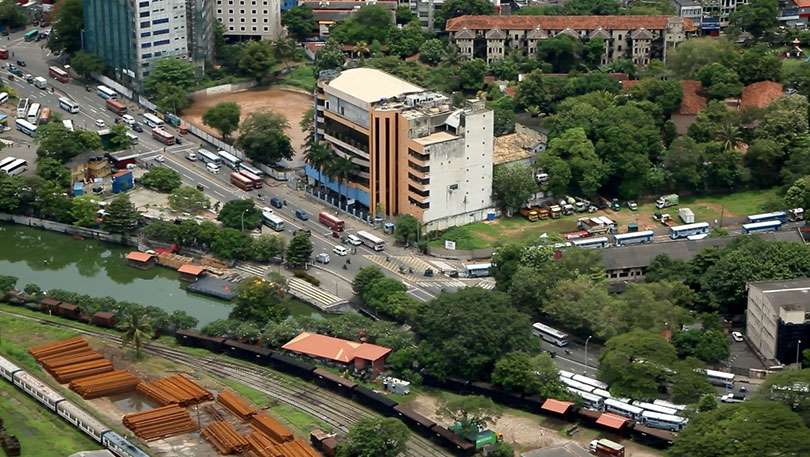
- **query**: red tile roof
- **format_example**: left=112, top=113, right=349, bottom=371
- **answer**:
left=795, top=0, right=810, bottom=7
left=678, top=80, right=707, bottom=115
left=740, top=81, right=784, bottom=110
left=126, top=251, right=154, bottom=263
left=177, top=264, right=205, bottom=276
left=621, top=80, right=640, bottom=91
left=541, top=399, right=573, bottom=415
left=446, top=15, right=695, bottom=33
left=596, top=413, right=629, bottom=430
left=282, top=332, right=392, bottom=364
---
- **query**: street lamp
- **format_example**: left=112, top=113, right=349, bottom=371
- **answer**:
left=797, top=339, right=803, bottom=367
left=584, top=335, right=592, bottom=373
left=240, top=208, right=249, bottom=232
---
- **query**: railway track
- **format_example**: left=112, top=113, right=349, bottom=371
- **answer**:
left=0, top=309, right=450, bottom=457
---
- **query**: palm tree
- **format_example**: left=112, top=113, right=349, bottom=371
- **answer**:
left=715, top=122, right=743, bottom=151
left=355, top=41, right=370, bottom=59
left=304, top=141, right=333, bottom=196
left=273, top=37, right=298, bottom=72
left=119, top=312, right=153, bottom=359
left=328, top=155, right=358, bottom=210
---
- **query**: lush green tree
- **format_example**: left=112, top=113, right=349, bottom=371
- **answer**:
left=252, top=234, right=286, bottom=262
left=669, top=401, right=810, bottom=457
left=218, top=199, right=261, bottom=230
left=140, top=167, right=182, bottom=193
left=282, top=5, right=317, bottom=41
left=670, top=359, right=715, bottom=404
left=492, top=352, right=565, bottom=397
left=203, top=102, right=241, bottom=140
left=434, top=0, right=494, bottom=30
left=744, top=138, right=784, bottom=188
left=237, top=112, right=294, bottom=165
left=119, top=311, right=152, bottom=359
left=538, top=127, right=606, bottom=197
left=536, top=35, right=583, bottom=73
left=36, top=122, right=101, bottom=163
left=336, top=417, right=410, bottom=457
left=736, top=45, right=781, bottom=85
left=71, top=195, right=100, bottom=227
left=286, top=232, right=313, bottom=266
left=781, top=136, right=810, bottom=185
left=395, top=5, right=416, bottom=24
left=602, top=282, right=692, bottom=339
left=438, top=395, right=501, bottom=437
left=758, top=95, right=809, bottom=148
left=353, top=266, right=385, bottom=295
left=394, top=214, right=420, bottom=245
left=0, top=0, right=26, bottom=29
left=107, top=123, right=131, bottom=151
left=419, top=39, right=446, bottom=65
left=361, top=277, right=418, bottom=321
left=314, top=39, right=345, bottom=74
left=492, top=163, right=537, bottom=213
left=786, top=176, right=810, bottom=210
left=103, top=195, right=139, bottom=234
left=544, top=277, right=617, bottom=338
left=0, top=275, right=17, bottom=295
left=660, top=137, right=704, bottom=191
left=562, top=72, right=621, bottom=99
left=0, top=173, right=23, bottom=214
left=630, top=78, right=684, bottom=117
left=415, top=288, right=537, bottom=380
left=387, top=22, right=425, bottom=58
left=667, top=38, right=738, bottom=79
left=759, top=368, right=810, bottom=425
left=143, top=58, right=198, bottom=95
left=697, top=393, right=718, bottom=412
left=48, top=0, right=84, bottom=53
left=330, top=5, right=393, bottom=44
left=168, top=186, right=209, bottom=214
left=36, top=158, right=70, bottom=188
left=492, top=106, right=516, bottom=136
left=273, top=37, right=300, bottom=72
left=730, top=0, right=778, bottom=37
left=31, top=180, right=73, bottom=223
left=697, top=63, right=743, bottom=100
left=599, top=330, right=678, bottom=399
left=230, top=277, right=288, bottom=324
left=68, top=51, right=106, bottom=80
left=239, top=40, right=276, bottom=83
left=458, top=58, right=487, bottom=92
left=152, top=82, right=191, bottom=114
left=672, top=330, right=730, bottom=363
left=211, top=228, right=252, bottom=259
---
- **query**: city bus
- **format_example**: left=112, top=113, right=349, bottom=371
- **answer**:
left=229, top=171, right=254, bottom=191
left=746, top=211, right=787, bottom=224
left=604, top=399, right=643, bottom=420
left=613, top=230, right=655, bottom=247
left=566, top=388, right=604, bottom=410
left=218, top=150, right=241, bottom=170
left=238, top=162, right=263, bottom=177
left=0, top=157, right=16, bottom=170
left=560, top=377, right=596, bottom=393
left=641, top=411, right=688, bottom=432
left=15, top=119, right=37, bottom=137
left=319, top=212, right=345, bottom=232
left=58, top=97, right=80, bottom=114
left=142, top=113, right=164, bottom=128
left=239, top=170, right=263, bottom=189
left=669, top=222, right=710, bottom=239
left=0, top=48, right=7, bottom=59
left=465, top=262, right=492, bottom=278
left=105, top=99, right=127, bottom=116
left=701, top=369, right=735, bottom=388
left=48, top=66, right=70, bottom=83
left=16, top=98, right=29, bottom=118
left=37, top=108, right=50, bottom=124
left=26, top=103, right=41, bottom=124
left=592, top=388, right=612, bottom=399
left=151, top=128, right=175, bottom=145
left=571, top=236, right=610, bottom=249
left=631, top=401, right=678, bottom=416
left=742, top=220, right=782, bottom=234
left=24, top=30, right=39, bottom=42
left=531, top=322, right=569, bottom=347
left=572, top=374, right=608, bottom=391
left=653, top=400, right=686, bottom=412
left=197, top=149, right=221, bottom=165
left=96, top=85, right=117, bottom=100
left=62, top=119, right=74, bottom=132
left=262, top=212, right=285, bottom=232
left=357, top=230, right=385, bottom=251
left=1, top=159, right=28, bottom=176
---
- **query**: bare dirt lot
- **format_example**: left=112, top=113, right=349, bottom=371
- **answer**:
left=184, top=87, right=311, bottom=164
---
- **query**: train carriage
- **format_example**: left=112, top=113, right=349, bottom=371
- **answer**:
left=103, top=431, right=152, bottom=457
left=57, top=401, right=110, bottom=442
left=312, top=368, right=357, bottom=393
left=223, top=339, right=272, bottom=364
left=392, top=404, right=436, bottom=431
left=13, top=371, right=64, bottom=410
left=175, top=329, right=226, bottom=352
left=0, top=355, right=21, bottom=381
left=269, top=351, right=316, bottom=379
left=429, top=425, right=476, bottom=456
left=352, top=385, right=397, bottom=414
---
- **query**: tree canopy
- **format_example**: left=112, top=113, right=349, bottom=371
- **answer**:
left=203, top=102, right=241, bottom=140
left=236, top=112, right=293, bottom=165
left=336, top=417, right=410, bottom=457
left=140, top=167, right=182, bottom=193
left=217, top=199, right=262, bottom=230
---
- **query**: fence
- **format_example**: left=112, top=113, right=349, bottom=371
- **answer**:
left=190, top=80, right=256, bottom=98
left=93, top=74, right=134, bottom=100
left=0, top=213, right=136, bottom=245
left=427, top=245, right=495, bottom=261
left=185, top=123, right=239, bottom=157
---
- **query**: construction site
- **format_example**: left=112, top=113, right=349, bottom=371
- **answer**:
left=28, top=336, right=322, bottom=457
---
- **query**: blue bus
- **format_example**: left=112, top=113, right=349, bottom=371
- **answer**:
left=570, top=237, right=610, bottom=249
left=741, top=220, right=782, bottom=234
left=669, top=222, right=710, bottom=239
left=96, top=85, right=117, bottom=100
left=465, top=263, right=492, bottom=278
left=613, top=230, right=655, bottom=246
left=746, top=211, right=787, bottom=224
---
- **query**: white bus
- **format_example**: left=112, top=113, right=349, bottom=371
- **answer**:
left=572, top=374, right=608, bottom=391
left=559, top=370, right=575, bottom=379
left=357, top=230, right=385, bottom=251
left=701, top=368, right=735, bottom=388
left=567, top=388, right=604, bottom=410
left=669, top=222, right=710, bottom=240
left=465, top=262, right=492, bottom=278
left=746, top=211, right=787, bottom=224
left=239, top=162, right=263, bottom=177
left=16, top=98, right=29, bottom=118
left=1, top=158, right=28, bottom=176
left=532, top=322, right=569, bottom=347
left=197, top=149, right=221, bottom=165
left=142, top=113, right=164, bottom=128
left=741, top=220, right=782, bottom=234
left=631, top=401, right=678, bottom=416
left=26, top=103, right=41, bottom=124
left=641, top=411, right=688, bottom=432
left=560, top=377, right=596, bottom=393
left=262, top=212, right=285, bottom=231
left=592, top=388, right=612, bottom=399
left=0, top=157, right=16, bottom=170
left=62, top=119, right=74, bottom=132
left=571, top=236, right=610, bottom=249
left=58, top=97, right=80, bottom=114
left=603, top=398, right=643, bottom=420
left=613, top=230, right=655, bottom=246
left=15, top=119, right=37, bottom=137
left=653, top=399, right=686, bottom=412
left=218, top=150, right=241, bottom=170
left=96, top=85, right=117, bottom=100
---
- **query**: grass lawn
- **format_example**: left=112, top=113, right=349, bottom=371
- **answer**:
left=279, top=65, right=315, bottom=92
left=221, top=379, right=332, bottom=433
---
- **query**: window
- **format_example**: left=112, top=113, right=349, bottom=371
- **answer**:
left=153, top=28, right=170, bottom=35
left=139, top=1, right=150, bottom=6
left=140, top=21, right=150, bottom=27
left=152, top=18, right=169, bottom=24
left=154, top=39, right=170, bottom=46
left=142, top=52, right=153, bottom=58
left=141, top=42, right=152, bottom=48
left=139, top=11, right=150, bottom=17
left=140, top=31, right=151, bottom=37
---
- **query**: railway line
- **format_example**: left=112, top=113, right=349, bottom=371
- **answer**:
left=0, top=309, right=449, bottom=457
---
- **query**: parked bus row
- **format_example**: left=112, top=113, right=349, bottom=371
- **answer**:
left=0, top=157, right=27, bottom=176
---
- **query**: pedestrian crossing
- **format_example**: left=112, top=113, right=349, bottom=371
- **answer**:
left=234, top=263, right=269, bottom=278
left=364, top=254, right=464, bottom=276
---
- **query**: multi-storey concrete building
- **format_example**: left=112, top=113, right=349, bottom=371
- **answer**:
left=301, top=0, right=397, bottom=37
left=214, top=0, right=282, bottom=40
left=311, top=68, right=494, bottom=230
left=670, top=0, right=703, bottom=24
left=446, top=15, right=695, bottom=65
left=747, top=278, right=810, bottom=365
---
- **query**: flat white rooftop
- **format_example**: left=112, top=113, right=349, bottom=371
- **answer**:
left=327, top=68, right=424, bottom=105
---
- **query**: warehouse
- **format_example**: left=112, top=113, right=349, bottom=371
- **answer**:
left=282, top=332, right=391, bottom=377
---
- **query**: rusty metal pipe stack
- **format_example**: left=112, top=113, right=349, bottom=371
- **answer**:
left=69, top=370, right=141, bottom=399
left=202, top=421, right=249, bottom=454
left=249, top=413, right=293, bottom=443
left=217, top=390, right=257, bottom=420
left=137, top=374, right=213, bottom=406
left=123, top=405, right=197, bottom=441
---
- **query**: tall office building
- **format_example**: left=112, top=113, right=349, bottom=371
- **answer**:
left=82, top=0, right=136, bottom=82
left=188, top=0, right=215, bottom=73
left=214, top=0, right=282, bottom=40
left=312, top=68, right=494, bottom=230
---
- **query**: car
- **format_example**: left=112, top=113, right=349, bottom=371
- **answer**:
left=131, top=123, right=144, bottom=133
left=261, top=207, right=273, bottom=215
left=295, top=209, right=309, bottom=221
left=721, top=393, right=745, bottom=403
left=316, top=253, right=330, bottom=264
left=155, top=155, right=166, bottom=163
left=345, top=234, right=362, bottom=246
left=333, top=245, right=348, bottom=256
left=270, top=197, right=283, bottom=209
left=95, top=119, right=106, bottom=128
left=185, top=152, right=197, bottom=161
left=627, top=201, right=638, bottom=211
left=8, top=65, right=22, bottom=76
left=16, top=59, right=25, bottom=67
left=175, top=136, right=182, bottom=145
left=23, top=73, right=33, bottom=83
left=731, top=331, right=744, bottom=342
left=121, top=114, right=135, bottom=126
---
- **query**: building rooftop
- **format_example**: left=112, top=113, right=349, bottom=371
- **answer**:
left=446, top=15, right=696, bottom=32
left=521, top=443, right=592, bottom=457
left=177, top=264, right=205, bottom=276
left=749, top=278, right=810, bottom=312
left=126, top=251, right=154, bottom=263
left=740, top=81, right=784, bottom=110
left=326, top=68, right=424, bottom=105
left=413, top=131, right=459, bottom=146
left=493, top=128, right=545, bottom=165
left=282, top=332, right=392, bottom=363
left=677, top=80, right=707, bottom=115
left=671, top=0, right=700, bottom=7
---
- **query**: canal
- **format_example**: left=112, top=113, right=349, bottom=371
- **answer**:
left=0, top=224, right=326, bottom=327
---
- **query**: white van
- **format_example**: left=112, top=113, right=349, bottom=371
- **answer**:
left=206, top=162, right=221, bottom=174
left=125, top=132, right=139, bottom=144
left=0, top=92, right=8, bottom=104
left=345, top=234, right=362, bottom=246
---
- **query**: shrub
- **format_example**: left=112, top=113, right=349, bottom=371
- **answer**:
left=292, top=269, right=320, bottom=286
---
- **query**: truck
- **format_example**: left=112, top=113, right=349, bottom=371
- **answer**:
left=788, top=207, right=805, bottom=222
left=449, top=424, right=501, bottom=449
left=611, top=198, right=621, bottom=211
left=653, top=212, right=673, bottom=226
left=678, top=207, right=695, bottom=224
left=33, top=76, right=47, bottom=89
left=520, top=207, right=539, bottom=222
left=549, top=205, right=562, bottom=219
left=589, top=438, right=625, bottom=457
left=656, top=194, right=679, bottom=209
left=577, top=217, right=610, bottom=235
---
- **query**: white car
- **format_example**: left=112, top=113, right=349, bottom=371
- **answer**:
left=185, top=152, right=197, bottom=161
left=95, top=119, right=106, bottom=128
left=155, top=155, right=166, bottom=163
left=731, top=331, right=744, bottom=342
left=333, top=245, right=348, bottom=256
left=345, top=234, right=362, bottom=246
left=316, top=253, right=330, bottom=264
left=122, top=114, right=135, bottom=126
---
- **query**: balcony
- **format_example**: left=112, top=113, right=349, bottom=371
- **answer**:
left=325, top=133, right=369, bottom=159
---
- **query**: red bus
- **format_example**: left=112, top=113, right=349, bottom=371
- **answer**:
left=151, top=128, right=175, bottom=145
left=0, top=48, right=8, bottom=59
left=319, top=212, right=345, bottom=232
left=230, top=172, right=254, bottom=191
left=106, top=99, right=127, bottom=115
left=239, top=170, right=262, bottom=189
left=48, top=66, right=69, bottom=83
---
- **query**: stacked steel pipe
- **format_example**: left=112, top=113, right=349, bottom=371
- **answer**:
left=244, top=432, right=320, bottom=457
left=29, top=336, right=91, bottom=361
left=123, top=405, right=197, bottom=441
left=202, top=421, right=249, bottom=454
left=69, top=370, right=141, bottom=399
left=136, top=374, right=213, bottom=406
left=217, top=390, right=257, bottom=419
left=249, top=414, right=293, bottom=443
left=49, top=359, right=114, bottom=383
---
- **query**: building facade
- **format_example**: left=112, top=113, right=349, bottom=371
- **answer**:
left=312, top=68, right=494, bottom=230
left=82, top=0, right=136, bottom=82
left=746, top=278, right=810, bottom=365
left=446, top=15, right=695, bottom=65
left=188, top=0, right=215, bottom=72
left=214, top=0, right=282, bottom=40
left=670, top=0, right=703, bottom=24
left=300, top=0, right=397, bottom=37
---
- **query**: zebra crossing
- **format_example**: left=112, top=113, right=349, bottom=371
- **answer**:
left=364, top=254, right=464, bottom=275
left=234, top=263, right=269, bottom=278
